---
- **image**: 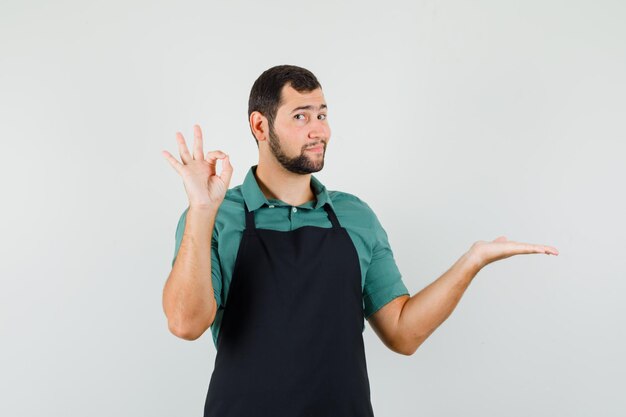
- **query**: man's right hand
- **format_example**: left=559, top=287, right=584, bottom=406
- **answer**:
left=162, top=124, right=233, bottom=210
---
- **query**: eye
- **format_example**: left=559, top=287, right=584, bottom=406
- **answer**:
left=294, top=114, right=305, bottom=120
left=318, top=114, right=327, bottom=120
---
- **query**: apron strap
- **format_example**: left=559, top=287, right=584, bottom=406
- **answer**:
left=323, top=203, right=341, bottom=229
left=244, top=204, right=256, bottom=232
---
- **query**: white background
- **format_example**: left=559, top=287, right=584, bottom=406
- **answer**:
left=1, top=0, right=625, bottom=416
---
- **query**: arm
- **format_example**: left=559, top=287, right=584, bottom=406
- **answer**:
left=163, top=206, right=219, bottom=340
left=368, top=251, right=479, bottom=355
left=368, top=237, right=559, bottom=355
left=161, top=124, right=233, bottom=341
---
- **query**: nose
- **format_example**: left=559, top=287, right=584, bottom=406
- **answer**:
left=308, top=118, right=330, bottom=141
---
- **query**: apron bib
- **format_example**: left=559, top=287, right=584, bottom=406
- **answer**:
left=204, top=203, right=375, bottom=416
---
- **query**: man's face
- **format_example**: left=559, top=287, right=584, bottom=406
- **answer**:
left=267, top=84, right=331, bottom=174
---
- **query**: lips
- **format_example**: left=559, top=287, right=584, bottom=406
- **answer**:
left=305, top=145, right=324, bottom=152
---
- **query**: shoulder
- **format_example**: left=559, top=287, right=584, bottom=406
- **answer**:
left=211, top=185, right=246, bottom=235
left=221, top=184, right=245, bottom=209
left=329, top=189, right=374, bottom=209
left=328, top=190, right=377, bottom=225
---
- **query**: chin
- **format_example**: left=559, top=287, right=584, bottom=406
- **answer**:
left=307, top=158, right=324, bottom=171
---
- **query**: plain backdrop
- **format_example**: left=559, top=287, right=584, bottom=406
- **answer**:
left=1, top=0, right=625, bottom=416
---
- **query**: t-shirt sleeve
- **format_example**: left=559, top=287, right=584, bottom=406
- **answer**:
left=361, top=203, right=410, bottom=320
left=171, top=207, right=224, bottom=308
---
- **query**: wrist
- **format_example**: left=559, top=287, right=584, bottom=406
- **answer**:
left=188, top=204, right=220, bottom=217
left=464, top=248, right=485, bottom=274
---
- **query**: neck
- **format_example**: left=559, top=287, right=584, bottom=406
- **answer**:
left=254, top=162, right=316, bottom=207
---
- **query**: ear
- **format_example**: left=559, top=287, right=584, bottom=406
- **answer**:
left=249, top=111, right=268, bottom=142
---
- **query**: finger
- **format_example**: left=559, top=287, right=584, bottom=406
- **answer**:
left=205, top=150, right=227, bottom=166
left=176, top=132, right=192, bottom=164
left=219, top=155, right=234, bottom=186
left=204, top=150, right=227, bottom=176
left=543, top=245, right=559, bottom=256
left=162, top=150, right=183, bottom=174
left=193, top=124, right=204, bottom=160
left=527, top=243, right=559, bottom=255
left=514, top=242, right=559, bottom=256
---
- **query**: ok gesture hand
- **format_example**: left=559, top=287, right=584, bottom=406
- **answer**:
left=162, top=124, right=233, bottom=210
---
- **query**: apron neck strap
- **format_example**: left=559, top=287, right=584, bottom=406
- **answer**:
left=244, top=204, right=256, bottom=231
left=323, top=203, right=341, bottom=229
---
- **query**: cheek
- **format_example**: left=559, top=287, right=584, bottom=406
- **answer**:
left=277, top=128, right=303, bottom=150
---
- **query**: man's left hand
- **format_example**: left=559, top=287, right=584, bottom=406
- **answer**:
left=469, top=236, right=559, bottom=271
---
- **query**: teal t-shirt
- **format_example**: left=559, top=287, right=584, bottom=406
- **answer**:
left=172, top=165, right=410, bottom=349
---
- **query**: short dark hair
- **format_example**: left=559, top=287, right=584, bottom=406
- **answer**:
left=247, top=65, right=322, bottom=146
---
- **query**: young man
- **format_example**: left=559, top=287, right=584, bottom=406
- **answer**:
left=162, top=65, right=559, bottom=416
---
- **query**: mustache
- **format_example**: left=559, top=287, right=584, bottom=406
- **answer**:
left=303, top=141, right=326, bottom=150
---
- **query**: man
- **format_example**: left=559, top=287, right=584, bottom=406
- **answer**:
left=162, top=65, right=559, bottom=416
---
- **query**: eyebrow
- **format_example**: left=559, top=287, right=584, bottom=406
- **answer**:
left=290, top=104, right=328, bottom=114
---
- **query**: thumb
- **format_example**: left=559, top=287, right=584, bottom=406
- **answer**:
left=493, top=236, right=508, bottom=243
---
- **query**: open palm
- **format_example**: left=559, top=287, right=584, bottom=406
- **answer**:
left=470, top=236, right=559, bottom=269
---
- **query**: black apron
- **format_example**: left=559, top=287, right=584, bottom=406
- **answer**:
left=204, top=202, right=375, bottom=416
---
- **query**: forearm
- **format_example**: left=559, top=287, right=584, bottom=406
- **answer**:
left=396, top=250, right=482, bottom=355
left=163, top=206, right=218, bottom=340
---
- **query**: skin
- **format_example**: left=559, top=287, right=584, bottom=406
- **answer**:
left=252, top=83, right=331, bottom=206
left=162, top=83, right=559, bottom=351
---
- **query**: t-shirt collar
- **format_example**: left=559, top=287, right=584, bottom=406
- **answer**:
left=241, top=165, right=334, bottom=212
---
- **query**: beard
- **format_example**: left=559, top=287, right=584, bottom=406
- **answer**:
left=267, top=124, right=326, bottom=175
